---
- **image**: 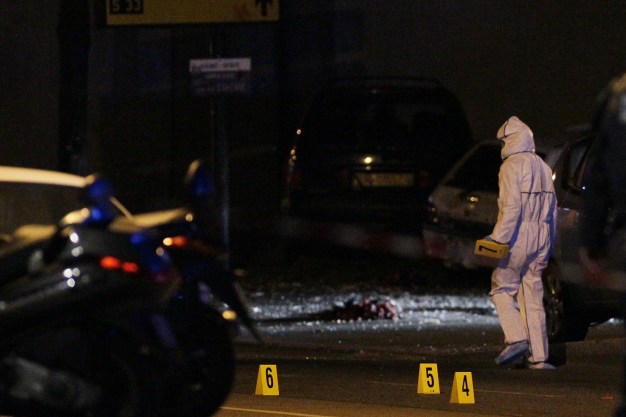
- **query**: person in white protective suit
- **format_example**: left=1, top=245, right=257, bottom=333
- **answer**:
left=486, top=116, right=558, bottom=370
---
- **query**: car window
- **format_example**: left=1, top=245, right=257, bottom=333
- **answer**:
left=579, top=135, right=603, bottom=190
left=303, top=88, right=456, bottom=150
left=443, top=145, right=502, bottom=191
left=563, top=137, right=593, bottom=190
left=0, top=183, right=84, bottom=234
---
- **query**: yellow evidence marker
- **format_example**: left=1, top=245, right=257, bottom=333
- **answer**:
left=450, top=372, right=475, bottom=404
left=255, top=364, right=280, bottom=396
left=417, top=363, right=440, bottom=394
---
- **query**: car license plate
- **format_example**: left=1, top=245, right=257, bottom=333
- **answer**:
left=352, top=172, right=414, bottom=188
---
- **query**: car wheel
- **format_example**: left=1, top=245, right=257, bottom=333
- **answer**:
left=542, top=262, right=590, bottom=342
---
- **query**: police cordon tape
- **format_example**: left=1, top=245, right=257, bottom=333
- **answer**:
left=278, top=217, right=425, bottom=259
left=278, top=217, right=626, bottom=291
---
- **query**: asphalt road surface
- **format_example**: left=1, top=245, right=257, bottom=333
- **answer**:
left=221, top=246, right=626, bottom=417
left=219, top=322, right=623, bottom=417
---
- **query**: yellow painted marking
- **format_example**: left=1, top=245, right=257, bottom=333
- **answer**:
left=221, top=406, right=336, bottom=417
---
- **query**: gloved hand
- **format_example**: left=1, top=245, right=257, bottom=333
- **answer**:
left=483, top=235, right=505, bottom=244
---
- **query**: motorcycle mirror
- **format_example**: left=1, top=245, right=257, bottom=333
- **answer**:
left=184, top=160, right=216, bottom=200
left=183, top=160, right=219, bottom=235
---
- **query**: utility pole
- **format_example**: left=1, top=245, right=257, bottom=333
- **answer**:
left=57, top=0, right=90, bottom=174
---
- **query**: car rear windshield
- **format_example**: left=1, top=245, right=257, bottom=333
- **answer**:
left=303, top=88, right=461, bottom=149
left=444, top=145, right=502, bottom=191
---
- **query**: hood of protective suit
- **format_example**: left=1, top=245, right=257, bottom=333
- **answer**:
left=497, top=116, right=535, bottom=160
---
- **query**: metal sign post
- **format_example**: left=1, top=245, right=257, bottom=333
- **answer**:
left=189, top=55, right=252, bottom=269
left=98, top=0, right=277, bottom=269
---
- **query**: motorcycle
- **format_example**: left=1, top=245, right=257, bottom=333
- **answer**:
left=0, top=172, right=229, bottom=417
left=126, top=160, right=262, bottom=415
left=0, top=162, right=259, bottom=417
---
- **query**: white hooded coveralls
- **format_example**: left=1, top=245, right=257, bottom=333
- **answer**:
left=489, top=116, right=558, bottom=364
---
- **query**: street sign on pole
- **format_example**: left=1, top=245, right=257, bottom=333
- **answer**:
left=189, top=58, right=252, bottom=96
left=102, top=0, right=279, bottom=26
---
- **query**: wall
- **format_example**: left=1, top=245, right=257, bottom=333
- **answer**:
left=0, top=1, right=60, bottom=169
left=356, top=1, right=626, bottom=140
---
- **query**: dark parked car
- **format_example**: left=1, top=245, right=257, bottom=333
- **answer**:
left=545, top=129, right=622, bottom=342
left=282, top=77, right=472, bottom=235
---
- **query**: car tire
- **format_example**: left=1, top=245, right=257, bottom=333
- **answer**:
left=542, top=261, right=590, bottom=342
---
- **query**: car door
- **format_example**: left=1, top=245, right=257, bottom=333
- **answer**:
left=554, top=134, right=621, bottom=311
left=553, top=136, right=591, bottom=271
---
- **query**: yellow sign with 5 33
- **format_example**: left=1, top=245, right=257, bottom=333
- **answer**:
left=104, top=0, right=279, bottom=25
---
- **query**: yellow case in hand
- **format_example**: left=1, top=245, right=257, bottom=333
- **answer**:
left=474, top=239, right=509, bottom=259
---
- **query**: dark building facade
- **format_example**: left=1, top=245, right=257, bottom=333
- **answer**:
left=2, top=1, right=626, bottom=220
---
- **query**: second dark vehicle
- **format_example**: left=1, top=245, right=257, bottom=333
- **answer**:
left=282, top=77, right=472, bottom=235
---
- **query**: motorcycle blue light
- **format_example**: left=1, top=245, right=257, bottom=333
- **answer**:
left=130, top=232, right=147, bottom=245
left=84, top=175, right=115, bottom=224
left=89, top=207, right=107, bottom=222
